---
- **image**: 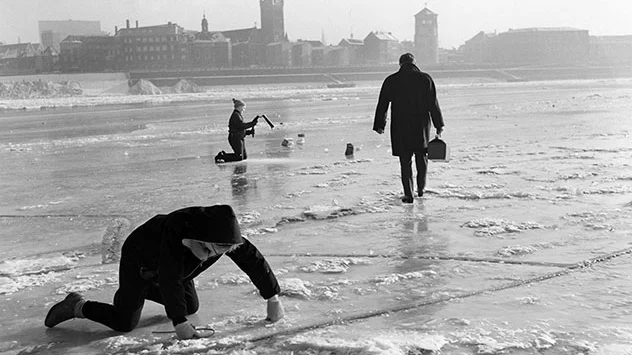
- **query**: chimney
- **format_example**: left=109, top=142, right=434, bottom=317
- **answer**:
left=136, top=20, right=139, bottom=28
left=126, top=19, right=130, bottom=29
left=115, top=26, right=118, bottom=34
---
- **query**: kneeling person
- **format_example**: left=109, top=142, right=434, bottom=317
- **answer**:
left=45, top=205, right=284, bottom=339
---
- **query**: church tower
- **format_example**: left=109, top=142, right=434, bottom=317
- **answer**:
left=201, top=14, right=208, bottom=33
left=414, top=7, right=438, bottom=64
left=260, top=0, right=285, bottom=43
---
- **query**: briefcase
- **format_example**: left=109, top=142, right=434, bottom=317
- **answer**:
left=427, top=137, right=450, bottom=162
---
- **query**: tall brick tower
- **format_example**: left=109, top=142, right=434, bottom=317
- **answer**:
left=260, top=0, right=285, bottom=43
left=414, top=7, right=438, bottom=64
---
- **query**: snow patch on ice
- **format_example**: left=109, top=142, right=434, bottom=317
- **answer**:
left=371, top=270, right=437, bottom=285
left=298, top=258, right=370, bottom=274
left=0, top=255, right=77, bottom=277
left=496, top=245, right=538, bottom=257
left=563, top=211, right=616, bottom=231
left=302, top=204, right=355, bottom=220
left=434, top=184, right=538, bottom=200
left=286, top=331, right=448, bottom=355
left=0, top=272, right=62, bottom=294
left=462, top=218, right=545, bottom=237
left=279, top=278, right=312, bottom=299
left=55, top=272, right=117, bottom=294
left=237, top=211, right=261, bottom=224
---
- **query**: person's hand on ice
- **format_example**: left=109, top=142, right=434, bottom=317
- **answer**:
left=266, top=295, right=285, bottom=322
left=374, top=128, right=384, bottom=134
left=174, top=321, right=200, bottom=339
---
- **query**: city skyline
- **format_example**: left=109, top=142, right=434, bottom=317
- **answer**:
left=1, top=0, right=631, bottom=49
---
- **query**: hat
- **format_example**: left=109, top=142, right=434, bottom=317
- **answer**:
left=174, top=205, right=243, bottom=245
left=232, top=98, right=246, bottom=108
left=399, top=53, right=415, bottom=65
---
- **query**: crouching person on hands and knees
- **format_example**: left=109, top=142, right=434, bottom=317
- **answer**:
left=45, top=205, right=284, bottom=339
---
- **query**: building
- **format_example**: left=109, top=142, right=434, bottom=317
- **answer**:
left=40, top=45, right=60, bottom=72
left=338, top=38, right=364, bottom=65
left=266, top=41, right=292, bottom=67
left=495, top=27, right=589, bottom=65
left=39, top=20, right=103, bottom=51
left=59, top=35, right=120, bottom=72
left=461, top=27, right=590, bottom=65
left=0, top=43, right=40, bottom=74
left=414, top=7, right=438, bottom=64
left=590, top=35, right=632, bottom=64
left=190, top=15, right=231, bottom=68
left=116, top=20, right=189, bottom=70
left=460, top=31, right=497, bottom=64
left=221, top=27, right=264, bottom=67
left=260, top=0, right=285, bottom=44
left=363, top=31, right=400, bottom=64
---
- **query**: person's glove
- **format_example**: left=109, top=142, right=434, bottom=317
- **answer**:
left=253, top=115, right=260, bottom=124
left=266, top=295, right=285, bottom=322
left=174, top=321, right=200, bottom=339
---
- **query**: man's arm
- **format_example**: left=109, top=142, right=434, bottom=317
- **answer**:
left=227, top=238, right=280, bottom=299
left=226, top=238, right=284, bottom=321
left=373, top=78, right=391, bottom=134
left=427, top=76, right=444, bottom=135
left=230, top=112, right=259, bottom=132
left=157, top=222, right=191, bottom=327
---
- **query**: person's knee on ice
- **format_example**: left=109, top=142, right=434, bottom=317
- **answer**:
left=217, top=98, right=258, bottom=164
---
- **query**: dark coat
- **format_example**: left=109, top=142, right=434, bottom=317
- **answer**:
left=228, top=110, right=257, bottom=139
left=121, top=205, right=280, bottom=325
left=373, top=63, right=444, bottom=156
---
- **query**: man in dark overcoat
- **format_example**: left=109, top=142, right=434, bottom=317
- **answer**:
left=373, top=53, right=445, bottom=203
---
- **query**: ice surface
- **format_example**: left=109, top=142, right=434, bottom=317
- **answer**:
left=1, top=78, right=632, bottom=353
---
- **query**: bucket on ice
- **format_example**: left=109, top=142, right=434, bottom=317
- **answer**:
left=427, top=137, right=450, bottom=162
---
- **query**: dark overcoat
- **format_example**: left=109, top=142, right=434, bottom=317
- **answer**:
left=121, top=205, right=280, bottom=326
left=373, top=63, right=444, bottom=156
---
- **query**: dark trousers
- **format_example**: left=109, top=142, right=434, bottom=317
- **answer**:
left=398, top=151, right=428, bottom=198
left=82, top=255, right=199, bottom=332
left=222, top=133, right=247, bottom=162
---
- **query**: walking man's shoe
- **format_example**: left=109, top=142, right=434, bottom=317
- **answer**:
left=401, top=196, right=414, bottom=203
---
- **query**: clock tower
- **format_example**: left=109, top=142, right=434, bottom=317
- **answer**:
left=260, top=0, right=285, bottom=43
left=414, top=7, right=438, bottom=64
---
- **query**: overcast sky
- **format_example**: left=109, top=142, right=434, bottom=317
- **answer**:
left=1, top=0, right=631, bottom=49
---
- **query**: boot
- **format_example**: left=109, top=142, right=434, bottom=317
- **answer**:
left=214, top=151, right=225, bottom=163
left=44, top=292, right=85, bottom=328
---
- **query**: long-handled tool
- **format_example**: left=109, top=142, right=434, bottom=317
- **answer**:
left=261, top=114, right=275, bottom=129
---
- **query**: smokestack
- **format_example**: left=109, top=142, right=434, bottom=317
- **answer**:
left=126, top=19, right=130, bottom=29
left=115, top=26, right=118, bottom=34
left=135, top=20, right=138, bottom=28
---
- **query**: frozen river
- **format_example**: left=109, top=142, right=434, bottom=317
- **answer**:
left=1, top=78, right=632, bottom=354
